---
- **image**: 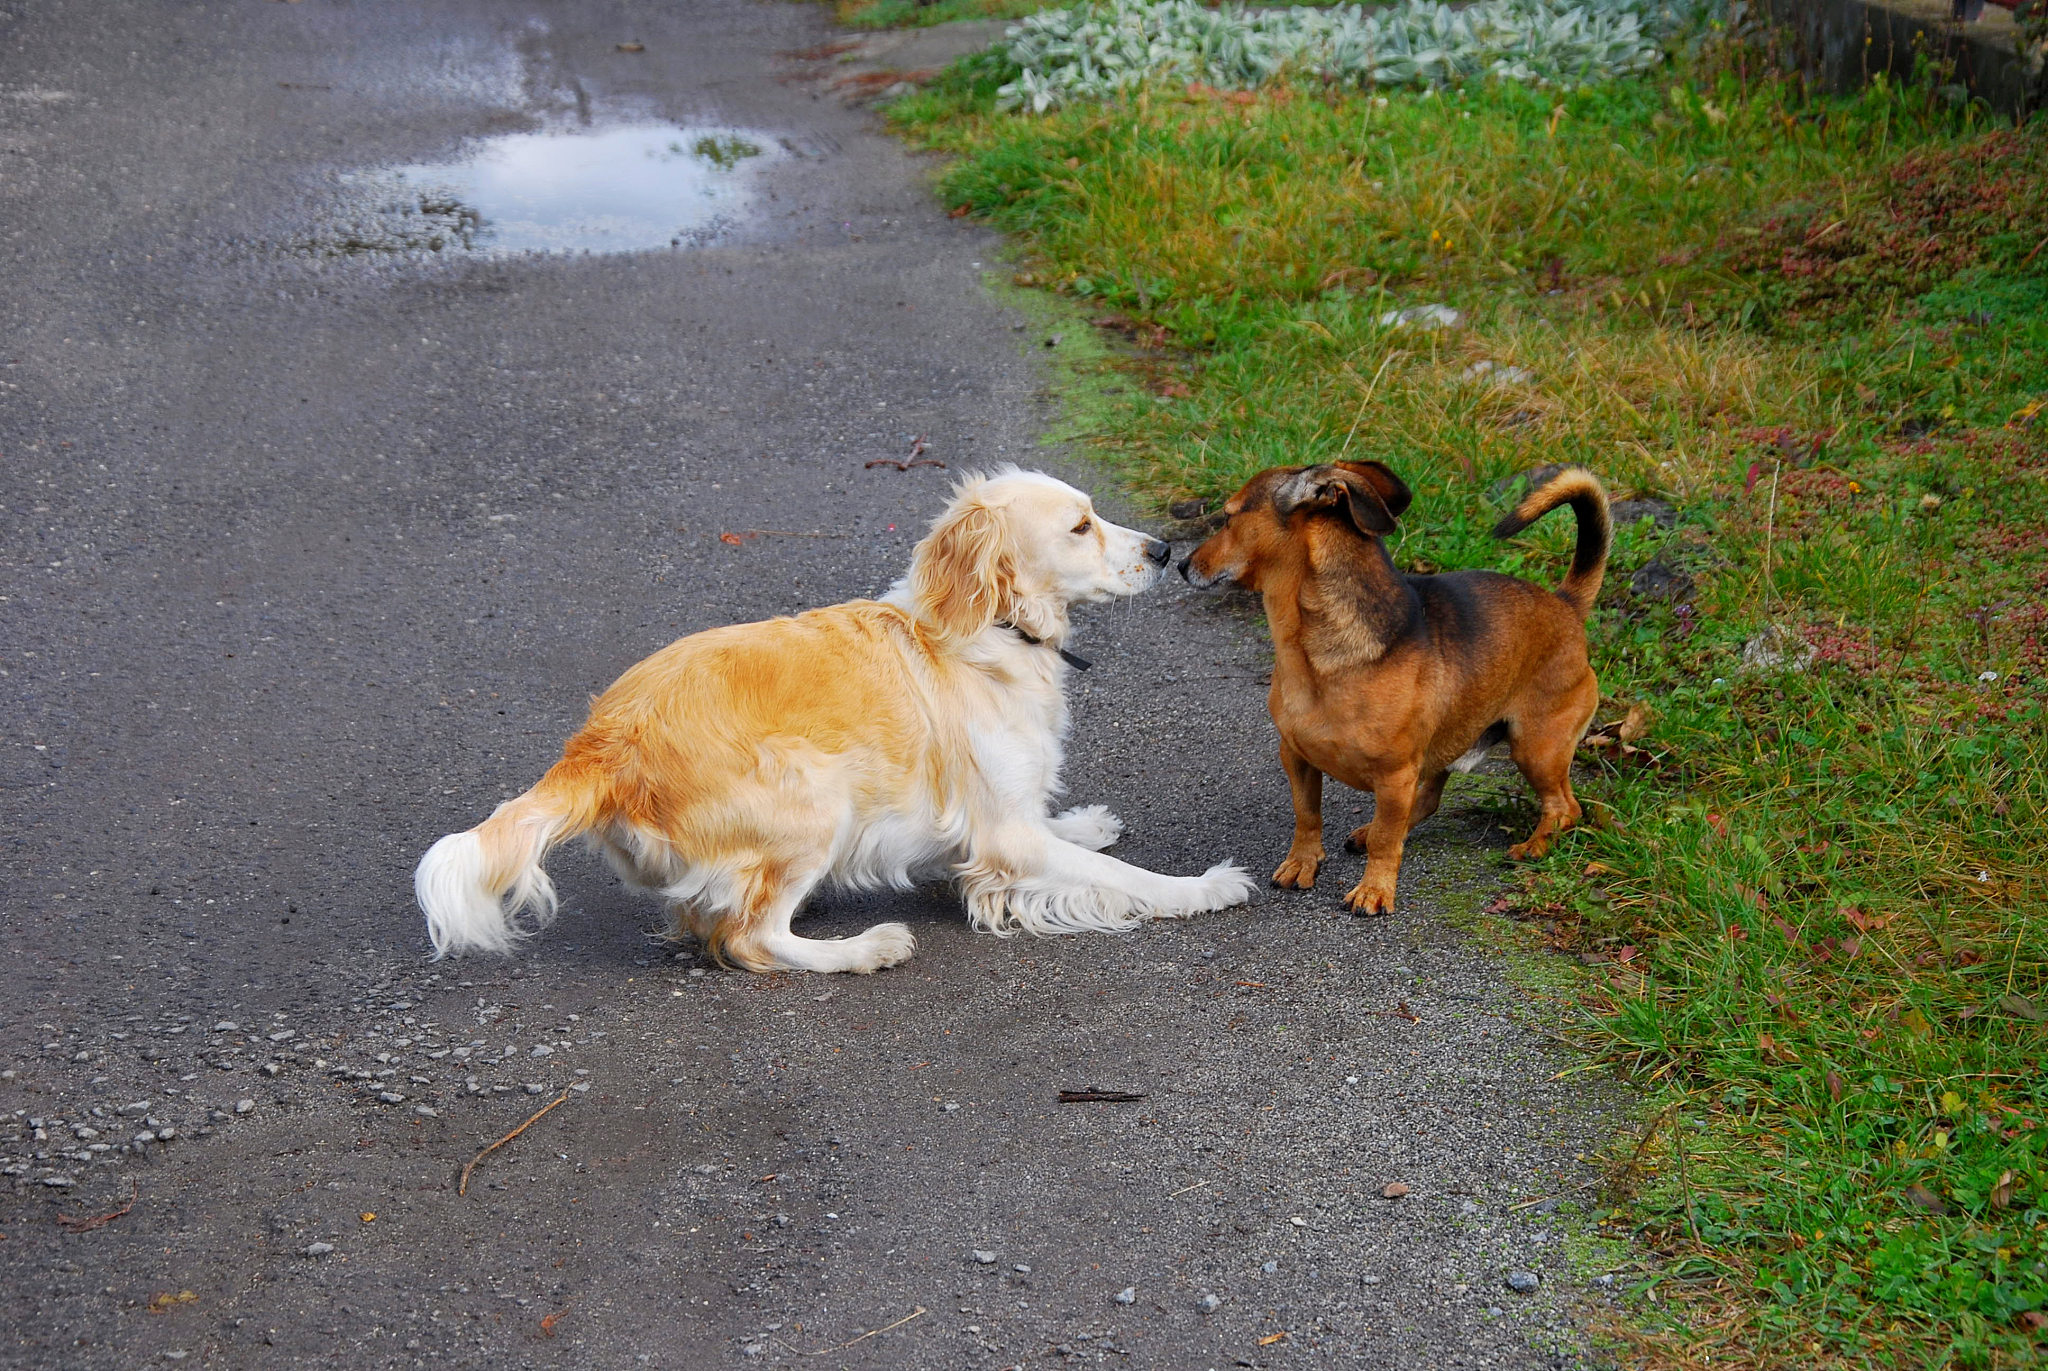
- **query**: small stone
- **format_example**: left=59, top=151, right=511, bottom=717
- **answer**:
left=414, top=1106, right=439, bottom=1118
left=1261, top=1261, right=1278, bottom=1274
left=1377, top=303, right=1462, bottom=330
left=234, top=1099, right=254, bottom=1115
left=1113, top=1287, right=1136, bottom=1305
left=1382, top=1182, right=1410, bottom=1199
left=1012, top=1264, right=1031, bottom=1275
left=157, top=1126, right=176, bottom=1140
left=971, top=1250, right=998, bottom=1264
left=530, top=1045, right=554, bottom=1058
left=942, top=1102, right=959, bottom=1112
left=1592, top=1274, right=1615, bottom=1288
left=1485, top=1305, right=1503, bottom=1318
left=259, top=1063, right=281, bottom=1078
left=118, top=1101, right=151, bottom=1116
left=303, top=1242, right=335, bottom=1258
left=212, top=1022, right=238, bottom=1032
left=133, top=1131, right=157, bottom=1145
left=1506, top=1270, right=1539, bottom=1293
left=1198, top=1293, right=1222, bottom=1313
left=378, top=1091, right=405, bottom=1104
left=569, top=1081, right=590, bottom=1092
left=688, top=969, right=706, bottom=978
left=40, top=1175, right=75, bottom=1187
left=523, top=1084, right=545, bottom=1096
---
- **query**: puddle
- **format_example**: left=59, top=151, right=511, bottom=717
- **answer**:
left=309, top=123, right=781, bottom=258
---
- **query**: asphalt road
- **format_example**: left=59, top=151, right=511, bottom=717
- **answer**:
left=0, top=3, right=1627, bottom=1367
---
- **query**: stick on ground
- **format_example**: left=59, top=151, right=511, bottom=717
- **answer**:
left=56, top=1177, right=138, bottom=1232
left=459, top=1091, right=572, bottom=1197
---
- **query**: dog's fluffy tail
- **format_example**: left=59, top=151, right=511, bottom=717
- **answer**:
left=1491, top=467, right=1611, bottom=620
left=416, top=766, right=601, bottom=958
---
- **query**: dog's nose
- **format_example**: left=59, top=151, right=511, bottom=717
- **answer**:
left=1176, top=555, right=1192, bottom=582
left=1144, top=537, right=1171, bottom=567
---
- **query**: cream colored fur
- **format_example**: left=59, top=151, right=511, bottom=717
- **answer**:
left=415, top=470, right=1254, bottom=973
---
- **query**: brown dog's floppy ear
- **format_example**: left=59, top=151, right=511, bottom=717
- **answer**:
left=910, top=490, right=1020, bottom=642
left=1272, top=465, right=1400, bottom=538
left=1333, top=460, right=1413, bottom=520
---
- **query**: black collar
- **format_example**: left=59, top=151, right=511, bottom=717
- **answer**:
left=1001, top=622, right=1091, bottom=671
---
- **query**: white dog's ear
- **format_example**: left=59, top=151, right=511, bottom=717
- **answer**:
left=911, top=496, right=1021, bottom=641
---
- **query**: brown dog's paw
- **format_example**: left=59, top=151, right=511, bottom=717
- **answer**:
left=1271, top=849, right=1323, bottom=889
left=1342, top=876, right=1397, bottom=916
left=1507, top=835, right=1551, bottom=862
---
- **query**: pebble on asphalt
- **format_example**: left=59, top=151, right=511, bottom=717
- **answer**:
left=1506, top=1270, right=1540, bottom=1293
left=971, top=1250, right=998, bottom=1264
left=303, top=1243, right=335, bottom=1258
left=1198, top=1294, right=1222, bottom=1313
left=1113, top=1287, right=1136, bottom=1304
left=234, top=1099, right=254, bottom=1114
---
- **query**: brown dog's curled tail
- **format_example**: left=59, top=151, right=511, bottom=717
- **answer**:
left=1490, top=467, right=1611, bottom=620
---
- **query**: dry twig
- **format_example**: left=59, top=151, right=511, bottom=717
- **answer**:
left=56, top=1177, right=138, bottom=1233
left=459, top=1091, right=572, bottom=1196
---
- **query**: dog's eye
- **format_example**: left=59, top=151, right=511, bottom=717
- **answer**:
left=1071, top=518, right=1092, bottom=535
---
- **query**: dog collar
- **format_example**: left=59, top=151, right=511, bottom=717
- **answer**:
left=1001, top=622, right=1091, bottom=671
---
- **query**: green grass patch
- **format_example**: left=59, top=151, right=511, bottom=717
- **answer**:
left=828, top=0, right=1050, bottom=31
left=893, top=34, right=2048, bottom=1371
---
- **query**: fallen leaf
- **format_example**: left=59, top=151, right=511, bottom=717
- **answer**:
left=1825, top=1069, right=1843, bottom=1103
left=1991, top=1170, right=2017, bottom=1210
left=1898, top=1008, right=1933, bottom=1037
left=1900, top=1184, right=1948, bottom=1216
left=359, top=1212, right=376, bottom=1223
left=1758, top=1032, right=1799, bottom=1065
left=1258, top=1331, right=1290, bottom=1346
left=540, top=1308, right=568, bottom=1337
left=146, top=1290, right=198, bottom=1314
left=1998, top=993, right=2044, bottom=1022
left=718, top=531, right=747, bottom=546
left=1618, top=704, right=1650, bottom=742
left=947, top=204, right=971, bottom=218
left=1613, top=945, right=1638, bottom=964
left=2020, top=1310, right=2046, bottom=1331
left=1583, top=861, right=1619, bottom=877
left=1841, top=905, right=1892, bottom=933
left=1382, top=1182, right=1410, bottom=1199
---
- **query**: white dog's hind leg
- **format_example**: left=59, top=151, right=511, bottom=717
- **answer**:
left=703, top=858, right=915, bottom=975
left=1046, top=804, right=1123, bottom=851
left=961, top=825, right=1254, bottom=936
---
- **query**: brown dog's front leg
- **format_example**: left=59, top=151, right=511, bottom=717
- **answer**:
left=1272, top=741, right=1325, bottom=889
left=1343, top=766, right=1418, bottom=915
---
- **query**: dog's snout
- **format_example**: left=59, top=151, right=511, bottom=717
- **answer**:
left=1144, top=537, right=1171, bottom=567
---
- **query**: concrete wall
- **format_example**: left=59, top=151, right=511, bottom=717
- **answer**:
left=1762, top=0, right=2044, bottom=115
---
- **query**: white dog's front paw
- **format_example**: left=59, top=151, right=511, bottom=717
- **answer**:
left=847, top=921, right=917, bottom=973
left=1049, top=804, right=1124, bottom=851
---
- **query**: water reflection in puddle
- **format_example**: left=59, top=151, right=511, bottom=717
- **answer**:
left=321, top=123, right=779, bottom=257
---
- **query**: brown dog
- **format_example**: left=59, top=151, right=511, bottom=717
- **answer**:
left=1180, top=462, right=1609, bottom=913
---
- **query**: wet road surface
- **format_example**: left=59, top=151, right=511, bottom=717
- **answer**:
left=0, top=2, right=1625, bottom=1367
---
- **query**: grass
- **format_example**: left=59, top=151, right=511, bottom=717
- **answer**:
left=827, top=0, right=1050, bottom=31
left=890, top=26, right=2048, bottom=1370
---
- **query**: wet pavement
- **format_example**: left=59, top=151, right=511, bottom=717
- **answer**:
left=0, top=2, right=1625, bottom=1368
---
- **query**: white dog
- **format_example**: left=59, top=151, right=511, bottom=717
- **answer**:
left=415, top=469, right=1254, bottom=973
